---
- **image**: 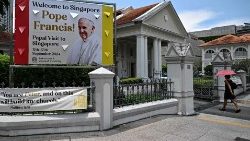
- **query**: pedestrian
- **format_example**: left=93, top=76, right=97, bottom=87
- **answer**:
left=219, top=75, right=241, bottom=113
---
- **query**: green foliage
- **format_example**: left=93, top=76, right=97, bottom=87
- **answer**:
left=162, top=64, right=167, bottom=76
left=193, top=60, right=202, bottom=73
left=0, top=0, right=10, bottom=16
left=119, top=77, right=143, bottom=84
left=204, top=65, right=213, bottom=76
left=0, top=54, right=94, bottom=87
left=0, top=25, right=6, bottom=32
left=232, top=59, right=250, bottom=73
left=0, top=54, right=10, bottom=85
left=193, top=77, right=213, bottom=87
left=199, top=35, right=223, bottom=43
left=12, top=67, right=94, bottom=87
left=124, top=94, right=162, bottom=104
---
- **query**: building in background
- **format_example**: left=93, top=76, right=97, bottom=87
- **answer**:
left=199, top=34, right=250, bottom=73
left=190, top=23, right=250, bottom=43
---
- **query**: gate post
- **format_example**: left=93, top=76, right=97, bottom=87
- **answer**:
left=89, top=67, right=115, bottom=130
left=237, top=70, right=246, bottom=92
left=165, top=42, right=195, bottom=115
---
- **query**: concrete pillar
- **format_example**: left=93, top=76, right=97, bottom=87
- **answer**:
left=201, top=49, right=205, bottom=74
left=144, top=36, right=148, bottom=79
left=136, top=35, right=145, bottom=78
left=158, top=39, right=162, bottom=76
left=166, top=57, right=195, bottom=115
left=153, top=38, right=160, bottom=78
left=230, top=46, right=234, bottom=60
left=88, top=67, right=115, bottom=130
left=237, top=70, right=247, bottom=92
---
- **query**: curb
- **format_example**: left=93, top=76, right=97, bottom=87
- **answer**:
left=237, top=99, right=250, bottom=105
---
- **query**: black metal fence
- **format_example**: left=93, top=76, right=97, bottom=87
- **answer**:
left=113, top=79, right=174, bottom=108
left=193, top=77, right=215, bottom=100
left=0, top=81, right=95, bottom=115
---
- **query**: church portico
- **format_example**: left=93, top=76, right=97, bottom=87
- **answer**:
left=116, top=1, right=188, bottom=79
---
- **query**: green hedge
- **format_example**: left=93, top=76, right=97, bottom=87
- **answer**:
left=0, top=54, right=94, bottom=87
left=0, top=54, right=10, bottom=85
left=193, top=77, right=214, bottom=87
left=119, top=77, right=143, bottom=84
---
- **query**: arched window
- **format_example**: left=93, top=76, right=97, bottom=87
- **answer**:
left=220, top=49, right=230, bottom=53
left=235, top=47, right=247, bottom=58
left=205, top=50, right=214, bottom=58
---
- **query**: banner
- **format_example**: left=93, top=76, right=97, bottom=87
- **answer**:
left=15, top=0, right=113, bottom=65
left=0, top=88, right=87, bottom=112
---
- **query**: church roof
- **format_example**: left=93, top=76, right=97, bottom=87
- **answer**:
left=199, top=34, right=250, bottom=47
left=117, top=3, right=158, bottom=25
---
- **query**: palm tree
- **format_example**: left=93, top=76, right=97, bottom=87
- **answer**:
left=0, top=0, right=10, bottom=16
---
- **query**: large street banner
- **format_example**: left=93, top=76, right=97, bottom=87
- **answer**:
left=14, top=0, right=113, bottom=65
left=0, top=88, right=87, bottom=112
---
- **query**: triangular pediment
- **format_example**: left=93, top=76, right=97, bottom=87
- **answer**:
left=212, top=53, right=224, bottom=63
left=166, top=42, right=194, bottom=57
left=141, top=1, right=187, bottom=37
left=212, top=52, right=233, bottom=63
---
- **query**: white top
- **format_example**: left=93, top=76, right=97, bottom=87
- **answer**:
left=67, top=34, right=101, bottom=65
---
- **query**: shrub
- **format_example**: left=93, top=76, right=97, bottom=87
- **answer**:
left=232, top=59, right=250, bottom=73
left=193, top=77, right=213, bottom=87
left=0, top=54, right=10, bottom=85
left=204, top=65, right=213, bottom=76
left=0, top=54, right=95, bottom=87
left=119, top=77, right=143, bottom=84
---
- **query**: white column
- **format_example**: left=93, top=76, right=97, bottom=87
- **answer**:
left=144, top=36, right=148, bottom=78
left=88, top=67, right=115, bottom=130
left=136, top=35, right=145, bottom=78
left=153, top=38, right=159, bottom=78
left=158, top=39, right=162, bottom=76
left=201, top=49, right=205, bottom=73
left=231, top=46, right=234, bottom=60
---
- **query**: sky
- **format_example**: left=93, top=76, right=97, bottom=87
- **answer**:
left=98, top=0, right=250, bottom=32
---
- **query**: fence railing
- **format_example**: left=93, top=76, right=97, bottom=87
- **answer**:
left=193, top=77, right=215, bottom=100
left=113, top=79, right=174, bottom=108
left=0, top=81, right=95, bottom=116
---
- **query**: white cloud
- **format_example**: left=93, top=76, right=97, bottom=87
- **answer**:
left=179, top=10, right=216, bottom=32
left=178, top=9, right=247, bottom=32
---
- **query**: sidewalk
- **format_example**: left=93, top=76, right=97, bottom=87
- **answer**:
left=0, top=113, right=249, bottom=141
left=237, top=89, right=250, bottom=105
left=1, top=90, right=250, bottom=141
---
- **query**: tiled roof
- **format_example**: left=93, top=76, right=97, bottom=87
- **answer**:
left=0, top=32, right=11, bottom=42
left=117, top=3, right=158, bottom=25
left=199, top=34, right=250, bottom=47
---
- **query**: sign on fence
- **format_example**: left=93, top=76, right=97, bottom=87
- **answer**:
left=0, top=88, right=87, bottom=112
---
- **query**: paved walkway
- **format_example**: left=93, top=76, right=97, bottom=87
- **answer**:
left=1, top=90, right=250, bottom=141
left=1, top=113, right=249, bottom=141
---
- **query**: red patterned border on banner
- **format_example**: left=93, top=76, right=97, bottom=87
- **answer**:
left=14, top=0, right=29, bottom=64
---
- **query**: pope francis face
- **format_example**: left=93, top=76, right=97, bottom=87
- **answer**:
left=78, top=18, right=95, bottom=41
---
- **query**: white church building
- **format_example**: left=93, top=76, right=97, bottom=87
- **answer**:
left=116, top=1, right=188, bottom=79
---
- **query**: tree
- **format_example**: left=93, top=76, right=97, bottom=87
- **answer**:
left=204, top=65, right=213, bottom=76
left=232, top=59, right=250, bottom=74
left=0, top=0, right=10, bottom=16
